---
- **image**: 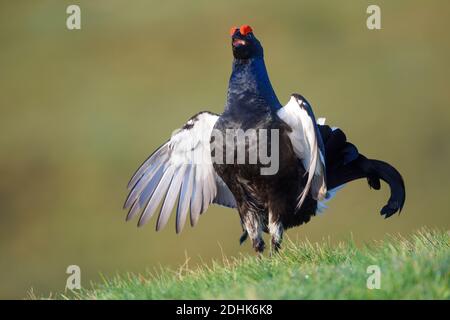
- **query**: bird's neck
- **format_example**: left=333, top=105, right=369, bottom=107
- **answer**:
left=225, top=57, right=281, bottom=114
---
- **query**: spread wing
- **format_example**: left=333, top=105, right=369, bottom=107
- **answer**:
left=277, top=94, right=327, bottom=209
left=124, top=111, right=236, bottom=233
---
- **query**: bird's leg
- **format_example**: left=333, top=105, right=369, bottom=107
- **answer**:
left=268, top=213, right=283, bottom=254
left=239, top=230, right=248, bottom=245
left=242, top=212, right=265, bottom=254
left=238, top=219, right=248, bottom=245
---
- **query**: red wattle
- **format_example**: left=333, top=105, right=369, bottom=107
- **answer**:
left=240, top=25, right=253, bottom=36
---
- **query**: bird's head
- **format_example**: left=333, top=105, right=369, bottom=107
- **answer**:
left=230, top=25, right=263, bottom=60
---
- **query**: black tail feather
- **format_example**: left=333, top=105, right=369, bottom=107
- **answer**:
left=320, top=125, right=406, bottom=218
left=368, top=159, right=406, bottom=217
left=327, top=155, right=406, bottom=218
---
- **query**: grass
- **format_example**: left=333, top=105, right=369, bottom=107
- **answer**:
left=55, top=229, right=449, bottom=300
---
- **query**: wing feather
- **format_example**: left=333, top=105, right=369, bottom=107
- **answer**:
left=176, top=165, right=194, bottom=233
left=124, top=150, right=168, bottom=210
left=124, top=112, right=237, bottom=232
left=213, top=175, right=237, bottom=208
left=277, top=94, right=327, bottom=210
left=138, top=165, right=175, bottom=227
left=127, top=144, right=168, bottom=190
left=126, top=163, right=166, bottom=221
left=190, top=165, right=203, bottom=226
left=156, top=165, right=186, bottom=231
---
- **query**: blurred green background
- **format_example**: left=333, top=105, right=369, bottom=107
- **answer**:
left=0, top=0, right=449, bottom=299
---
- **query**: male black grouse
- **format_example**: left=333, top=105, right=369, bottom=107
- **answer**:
left=124, top=25, right=406, bottom=254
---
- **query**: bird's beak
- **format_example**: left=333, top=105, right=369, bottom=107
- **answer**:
left=233, top=38, right=246, bottom=47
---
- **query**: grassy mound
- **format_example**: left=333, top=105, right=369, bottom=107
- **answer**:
left=62, top=229, right=449, bottom=299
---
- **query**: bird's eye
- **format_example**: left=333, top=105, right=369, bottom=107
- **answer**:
left=240, top=25, right=253, bottom=36
left=229, top=26, right=238, bottom=36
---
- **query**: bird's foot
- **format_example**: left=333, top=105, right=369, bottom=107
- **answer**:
left=252, top=238, right=265, bottom=254
left=271, top=238, right=281, bottom=255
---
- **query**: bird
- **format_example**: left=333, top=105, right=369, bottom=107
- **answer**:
left=124, top=25, right=406, bottom=254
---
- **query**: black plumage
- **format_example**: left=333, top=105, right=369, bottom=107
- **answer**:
left=124, top=25, right=406, bottom=254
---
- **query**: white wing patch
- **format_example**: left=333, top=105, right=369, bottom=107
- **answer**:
left=277, top=95, right=327, bottom=210
left=124, top=112, right=236, bottom=233
left=316, top=185, right=345, bottom=214
left=317, top=117, right=326, bottom=125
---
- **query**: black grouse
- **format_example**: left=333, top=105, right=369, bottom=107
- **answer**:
left=124, top=25, right=406, bottom=254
